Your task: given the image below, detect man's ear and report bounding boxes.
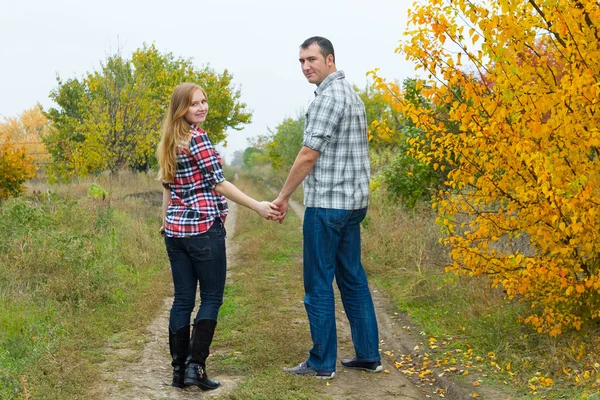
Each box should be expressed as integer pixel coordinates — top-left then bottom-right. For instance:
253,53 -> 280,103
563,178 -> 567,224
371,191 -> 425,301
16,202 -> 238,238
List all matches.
326,54 -> 334,67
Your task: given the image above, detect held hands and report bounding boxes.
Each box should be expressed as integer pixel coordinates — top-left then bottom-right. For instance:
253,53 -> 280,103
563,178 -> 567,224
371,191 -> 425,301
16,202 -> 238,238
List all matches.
271,197 -> 288,224
255,201 -> 282,220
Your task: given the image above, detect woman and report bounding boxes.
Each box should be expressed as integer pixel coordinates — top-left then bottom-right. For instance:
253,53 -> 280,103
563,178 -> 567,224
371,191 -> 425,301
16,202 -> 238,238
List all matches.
157,82 -> 279,390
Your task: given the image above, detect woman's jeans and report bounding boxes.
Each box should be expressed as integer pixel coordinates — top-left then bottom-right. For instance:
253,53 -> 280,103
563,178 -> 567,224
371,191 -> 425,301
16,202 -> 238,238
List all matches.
303,207 -> 380,373
164,219 -> 227,331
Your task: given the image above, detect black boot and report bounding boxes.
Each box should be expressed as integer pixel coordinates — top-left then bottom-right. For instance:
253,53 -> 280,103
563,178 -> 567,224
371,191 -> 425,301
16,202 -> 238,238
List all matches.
184,319 -> 221,390
168,325 -> 190,388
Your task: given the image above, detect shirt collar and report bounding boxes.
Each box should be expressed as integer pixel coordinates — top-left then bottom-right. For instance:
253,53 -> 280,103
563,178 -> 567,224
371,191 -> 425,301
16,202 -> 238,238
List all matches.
190,124 -> 205,134
315,70 -> 345,96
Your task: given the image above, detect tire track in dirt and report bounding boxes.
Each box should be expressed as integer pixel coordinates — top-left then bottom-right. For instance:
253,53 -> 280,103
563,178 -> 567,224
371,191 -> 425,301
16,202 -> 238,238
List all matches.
97,202 -> 242,399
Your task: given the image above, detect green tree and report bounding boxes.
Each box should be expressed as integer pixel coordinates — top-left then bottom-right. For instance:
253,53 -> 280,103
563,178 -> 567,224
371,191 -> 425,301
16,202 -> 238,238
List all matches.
44,77 -> 87,179
242,147 -> 263,170
265,115 -> 305,171
357,79 -> 447,207
45,44 -> 251,178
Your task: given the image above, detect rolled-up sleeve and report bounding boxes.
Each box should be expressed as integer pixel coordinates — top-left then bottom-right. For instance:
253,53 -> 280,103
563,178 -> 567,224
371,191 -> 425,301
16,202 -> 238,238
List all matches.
303,95 -> 344,152
189,134 -> 225,189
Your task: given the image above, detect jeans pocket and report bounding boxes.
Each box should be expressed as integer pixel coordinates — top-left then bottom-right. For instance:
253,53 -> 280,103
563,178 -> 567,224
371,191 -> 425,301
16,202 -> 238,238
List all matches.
186,237 -> 213,261
325,208 -> 352,228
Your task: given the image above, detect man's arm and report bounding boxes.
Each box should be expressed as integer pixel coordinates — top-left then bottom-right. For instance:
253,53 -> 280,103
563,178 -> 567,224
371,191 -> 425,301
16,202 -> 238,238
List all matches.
273,146 -> 320,222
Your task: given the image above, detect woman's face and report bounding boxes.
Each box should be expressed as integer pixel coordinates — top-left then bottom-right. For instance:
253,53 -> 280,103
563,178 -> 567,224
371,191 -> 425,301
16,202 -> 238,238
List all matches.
184,89 -> 209,125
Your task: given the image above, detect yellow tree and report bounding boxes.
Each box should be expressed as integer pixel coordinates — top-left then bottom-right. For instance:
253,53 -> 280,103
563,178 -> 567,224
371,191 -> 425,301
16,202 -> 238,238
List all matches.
0,104 -> 51,169
0,136 -> 36,202
372,0 -> 600,335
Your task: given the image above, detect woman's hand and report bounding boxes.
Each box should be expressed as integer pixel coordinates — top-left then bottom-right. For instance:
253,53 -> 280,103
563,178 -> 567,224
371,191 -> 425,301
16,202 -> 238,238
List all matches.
255,201 -> 281,220
159,225 -> 165,236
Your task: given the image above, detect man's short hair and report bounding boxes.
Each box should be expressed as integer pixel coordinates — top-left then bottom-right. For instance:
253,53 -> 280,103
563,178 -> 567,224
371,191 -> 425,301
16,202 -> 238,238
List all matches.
300,36 -> 335,63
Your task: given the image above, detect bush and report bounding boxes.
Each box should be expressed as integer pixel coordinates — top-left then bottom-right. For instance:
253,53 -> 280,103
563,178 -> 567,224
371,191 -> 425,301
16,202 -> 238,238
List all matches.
0,141 -> 36,201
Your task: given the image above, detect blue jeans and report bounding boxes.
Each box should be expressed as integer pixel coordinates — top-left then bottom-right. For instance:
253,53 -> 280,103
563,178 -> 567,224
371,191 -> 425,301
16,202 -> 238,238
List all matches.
303,207 -> 380,373
164,219 -> 227,331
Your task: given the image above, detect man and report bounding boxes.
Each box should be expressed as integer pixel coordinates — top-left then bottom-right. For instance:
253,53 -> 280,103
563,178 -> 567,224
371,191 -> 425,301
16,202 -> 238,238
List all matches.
274,36 -> 382,379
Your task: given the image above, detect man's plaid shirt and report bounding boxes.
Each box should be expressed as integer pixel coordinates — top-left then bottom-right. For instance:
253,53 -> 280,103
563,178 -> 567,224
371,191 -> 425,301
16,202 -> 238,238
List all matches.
163,125 -> 228,237
302,70 -> 370,210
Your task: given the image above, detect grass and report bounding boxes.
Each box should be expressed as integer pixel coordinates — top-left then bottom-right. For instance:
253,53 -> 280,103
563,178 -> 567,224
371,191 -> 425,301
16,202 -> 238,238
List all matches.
362,192 -> 600,399
0,171 -> 170,399
208,178 -> 331,399
1,170 -> 323,399
236,165 -> 305,205
5,168 -> 599,399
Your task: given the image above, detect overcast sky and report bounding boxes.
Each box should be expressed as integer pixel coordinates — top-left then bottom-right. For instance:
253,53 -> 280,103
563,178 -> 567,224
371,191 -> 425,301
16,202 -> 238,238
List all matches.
0,0 -> 416,161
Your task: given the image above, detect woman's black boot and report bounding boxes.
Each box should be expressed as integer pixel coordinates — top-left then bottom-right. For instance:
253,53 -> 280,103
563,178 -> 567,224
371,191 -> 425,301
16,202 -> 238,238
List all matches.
168,325 -> 190,388
184,319 -> 221,390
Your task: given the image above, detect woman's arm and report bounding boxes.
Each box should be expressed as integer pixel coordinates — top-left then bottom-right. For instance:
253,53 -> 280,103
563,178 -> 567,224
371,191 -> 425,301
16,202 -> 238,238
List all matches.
161,187 -> 171,231
214,180 -> 280,219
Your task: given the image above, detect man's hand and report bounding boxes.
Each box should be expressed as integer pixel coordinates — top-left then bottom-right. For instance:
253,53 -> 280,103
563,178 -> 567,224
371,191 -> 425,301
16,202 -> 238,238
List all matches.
255,201 -> 281,219
272,197 -> 289,224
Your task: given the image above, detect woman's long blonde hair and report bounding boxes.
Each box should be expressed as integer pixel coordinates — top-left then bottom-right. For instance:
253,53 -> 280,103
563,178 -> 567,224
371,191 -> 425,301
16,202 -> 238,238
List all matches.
157,83 -> 207,182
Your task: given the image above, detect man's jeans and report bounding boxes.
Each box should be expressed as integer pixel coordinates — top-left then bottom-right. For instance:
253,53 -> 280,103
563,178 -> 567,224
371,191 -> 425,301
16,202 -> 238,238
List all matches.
303,207 -> 380,373
164,219 -> 227,331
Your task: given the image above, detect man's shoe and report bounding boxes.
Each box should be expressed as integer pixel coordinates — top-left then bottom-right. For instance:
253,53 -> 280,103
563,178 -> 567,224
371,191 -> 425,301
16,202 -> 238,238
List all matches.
283,361 -> 335,380
341,358 -> 383,373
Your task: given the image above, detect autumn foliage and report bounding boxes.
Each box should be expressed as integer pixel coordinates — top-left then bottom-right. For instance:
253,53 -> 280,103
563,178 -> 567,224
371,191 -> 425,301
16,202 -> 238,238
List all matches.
0,106 -> 45,200
372,0 -> 600,335
0,139 -> 36,201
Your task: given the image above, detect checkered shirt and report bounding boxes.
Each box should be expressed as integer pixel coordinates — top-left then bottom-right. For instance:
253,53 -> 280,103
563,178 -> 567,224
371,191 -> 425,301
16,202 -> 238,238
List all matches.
162,125 -> 228,237
302,70 -> 370,210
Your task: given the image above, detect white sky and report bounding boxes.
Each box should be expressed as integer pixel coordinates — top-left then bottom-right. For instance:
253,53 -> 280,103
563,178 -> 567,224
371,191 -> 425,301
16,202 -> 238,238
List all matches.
0,0 -> 416,162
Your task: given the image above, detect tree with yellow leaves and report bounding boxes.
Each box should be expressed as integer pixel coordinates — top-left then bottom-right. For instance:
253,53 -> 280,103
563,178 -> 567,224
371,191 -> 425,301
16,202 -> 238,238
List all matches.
372,0 -> 600,335
0,104 -> 51,169
0,136 -> 36,201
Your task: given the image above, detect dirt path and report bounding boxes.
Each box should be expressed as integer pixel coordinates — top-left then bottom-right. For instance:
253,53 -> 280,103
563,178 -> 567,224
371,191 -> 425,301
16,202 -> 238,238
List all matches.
97,191 -> 505,399
98,203 -> 241,399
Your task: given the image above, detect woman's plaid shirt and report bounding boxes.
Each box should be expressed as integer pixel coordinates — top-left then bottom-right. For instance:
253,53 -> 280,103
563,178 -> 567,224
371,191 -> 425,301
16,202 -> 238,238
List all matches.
162,126 -> 228,237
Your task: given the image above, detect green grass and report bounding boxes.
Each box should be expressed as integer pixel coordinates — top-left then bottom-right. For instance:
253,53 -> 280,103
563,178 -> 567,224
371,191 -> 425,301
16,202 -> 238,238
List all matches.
209,179 -> 331,399
0,174 -> 170,399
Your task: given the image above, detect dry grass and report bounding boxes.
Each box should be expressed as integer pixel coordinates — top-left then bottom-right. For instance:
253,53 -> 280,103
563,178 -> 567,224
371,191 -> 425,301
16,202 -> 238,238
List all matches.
361,193 -> 600,398
0,171 -> 171,399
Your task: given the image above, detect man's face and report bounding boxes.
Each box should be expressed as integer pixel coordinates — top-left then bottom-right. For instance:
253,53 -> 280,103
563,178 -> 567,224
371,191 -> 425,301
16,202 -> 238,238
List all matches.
299,43 -> 333,85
